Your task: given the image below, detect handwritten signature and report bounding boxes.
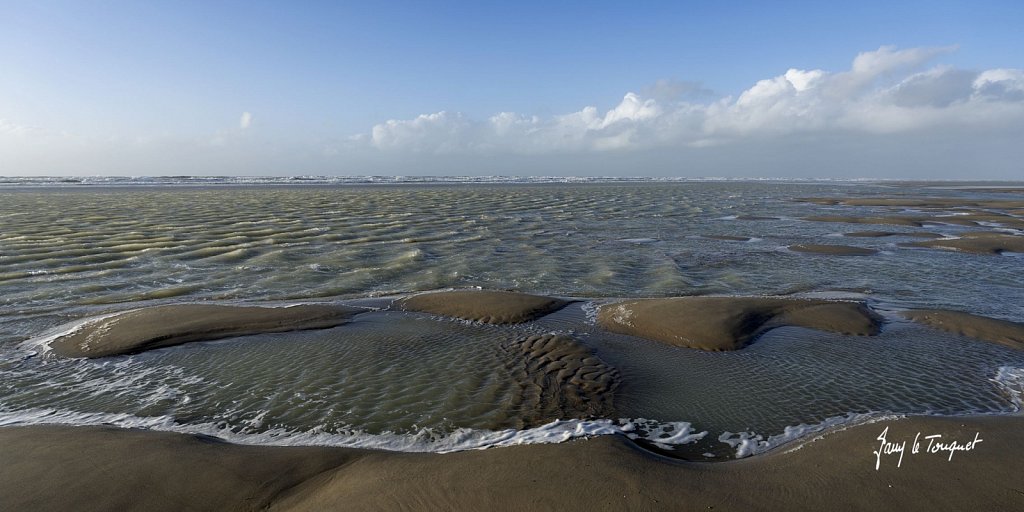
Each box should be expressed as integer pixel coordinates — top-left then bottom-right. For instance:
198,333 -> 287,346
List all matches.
873,425 -> 983,470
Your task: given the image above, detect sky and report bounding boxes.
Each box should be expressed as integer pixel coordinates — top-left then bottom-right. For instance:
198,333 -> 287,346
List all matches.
1,1 -> 1023,178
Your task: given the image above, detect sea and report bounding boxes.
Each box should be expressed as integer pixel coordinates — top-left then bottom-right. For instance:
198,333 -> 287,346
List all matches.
1,177 -> 1022,458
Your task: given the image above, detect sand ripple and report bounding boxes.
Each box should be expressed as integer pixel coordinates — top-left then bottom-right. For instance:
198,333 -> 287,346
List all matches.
500,334 -> 618,428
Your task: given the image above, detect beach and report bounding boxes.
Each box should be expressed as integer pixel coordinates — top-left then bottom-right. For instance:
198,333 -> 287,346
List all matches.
2,415 -> 1021,511
1,180 -> 1023,510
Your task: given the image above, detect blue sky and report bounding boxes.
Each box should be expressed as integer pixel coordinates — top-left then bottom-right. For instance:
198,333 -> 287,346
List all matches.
2,1 -> 1023,177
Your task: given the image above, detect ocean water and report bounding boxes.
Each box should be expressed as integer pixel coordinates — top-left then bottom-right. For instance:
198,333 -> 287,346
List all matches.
1,180 -> 1022,458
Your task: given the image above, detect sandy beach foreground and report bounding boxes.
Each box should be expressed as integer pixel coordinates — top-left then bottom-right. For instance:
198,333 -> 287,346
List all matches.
1,415 -> 1021,511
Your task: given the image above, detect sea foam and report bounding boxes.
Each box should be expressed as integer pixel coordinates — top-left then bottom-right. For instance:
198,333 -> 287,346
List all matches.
0,408 -> 707,453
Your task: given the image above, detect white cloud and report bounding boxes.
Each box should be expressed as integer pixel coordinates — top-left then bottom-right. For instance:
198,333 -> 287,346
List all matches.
850,45 -> 955,76
973,69 -> 1024,101
240,112 -> 253,129
358,45 -> 1024,158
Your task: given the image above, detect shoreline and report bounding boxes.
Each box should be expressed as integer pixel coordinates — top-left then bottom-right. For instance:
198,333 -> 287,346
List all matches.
2,414 -> 1022,511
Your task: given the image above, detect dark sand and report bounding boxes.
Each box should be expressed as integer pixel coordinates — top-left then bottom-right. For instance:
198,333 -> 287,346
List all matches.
394,290 -> 571,324
844,231 -> 942,238
501,334 -> 619,427
900,232 -> 1024,255
2,415 -> 1021,511
50,304 -> 364,358
940,213 -> 1024,229
804,215 -> 928,227
901,309 -> 1024,350
597,297 -> 881,351
789,244 -> 878,256
808,214 -> 1024,229
797,197 -> 1024,209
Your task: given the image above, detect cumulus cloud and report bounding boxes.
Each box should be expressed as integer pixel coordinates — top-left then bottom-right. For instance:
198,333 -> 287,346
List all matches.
361,45 -> 1024,156
240,111 -> 253,129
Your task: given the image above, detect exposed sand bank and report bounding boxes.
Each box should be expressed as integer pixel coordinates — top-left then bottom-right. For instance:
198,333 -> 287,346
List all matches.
2,415 -> 1021,511
394,290 -> 571,324
901,309 -> 1024,350
940,212 -> 1024,229
797,197 -> 1024,209
900,232 -> 1024,255
50,304 -> 365,358
804,215 -> 928,227
789,244 -> 878,256
807,214 -> 1024,229
597,297 -> 881,351
844,231 -> 942,238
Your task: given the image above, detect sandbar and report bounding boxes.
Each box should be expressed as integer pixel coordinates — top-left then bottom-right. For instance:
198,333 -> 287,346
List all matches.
50,304 -> 364,358
789,244 -> 878,256
597,296 -> 881,351
797,197 -> 1024,209
394,290 -> 571,324
900,232 -> 1024,255
844,231 -> 942,238
901,309 -> 1024,350
804,215 -> 928,227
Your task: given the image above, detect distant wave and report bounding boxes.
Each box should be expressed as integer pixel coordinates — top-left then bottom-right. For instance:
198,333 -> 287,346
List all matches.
0,175 -> 883,187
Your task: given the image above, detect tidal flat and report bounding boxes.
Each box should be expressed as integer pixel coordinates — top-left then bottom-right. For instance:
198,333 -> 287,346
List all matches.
1,180 -> 1023,510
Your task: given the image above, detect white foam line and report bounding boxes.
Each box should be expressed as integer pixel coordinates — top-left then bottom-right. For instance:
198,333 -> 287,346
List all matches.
580,302 -> 600,326
0,408 -> 710,454
992,366 -> 1024,411
719,411 -> 891,458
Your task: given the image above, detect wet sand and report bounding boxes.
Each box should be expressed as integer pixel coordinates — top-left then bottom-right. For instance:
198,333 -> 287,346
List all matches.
844,231 -> 942,238
797,197 -> 1024,209
804,215 -> 928,227
2,415 -> 1020,511
901,310 -> 1024,350
596,297 -> 881,351
789,244 -> 878,256
797,193 -> 1024,233
805,213 -> 1024,230
394,290 -> 571,324
900,233 -> 1024,255
941,213 -> 1024,229
50,304 -> 365,358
